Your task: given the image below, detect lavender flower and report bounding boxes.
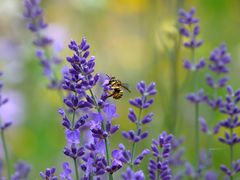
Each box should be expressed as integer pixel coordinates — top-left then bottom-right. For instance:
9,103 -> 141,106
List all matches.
121,167 -> 144,180
214,85 -> 240,179
23,0 -> 62,89
220,160 -> 240,178
206,44 -> 231,110
148,131 -> 173,180
11,161 -> 31,180
40,167 -> 58,180
60,162 -> 72,180
186,89 -> 208,104
112,144 -> 149,169
122,81 -> 156,168
179,7 -> 205,71
179,7 -> 202,48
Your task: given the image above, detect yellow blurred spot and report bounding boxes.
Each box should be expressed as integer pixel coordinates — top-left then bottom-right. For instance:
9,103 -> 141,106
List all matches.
110,0 -> 148,14
155,19 -> 178,52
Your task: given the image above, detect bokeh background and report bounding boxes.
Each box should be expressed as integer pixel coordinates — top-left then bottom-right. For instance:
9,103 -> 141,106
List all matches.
1,0 -> 240,179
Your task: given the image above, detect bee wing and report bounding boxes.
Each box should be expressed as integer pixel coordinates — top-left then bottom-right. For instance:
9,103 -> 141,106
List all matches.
122,83 -> 131,92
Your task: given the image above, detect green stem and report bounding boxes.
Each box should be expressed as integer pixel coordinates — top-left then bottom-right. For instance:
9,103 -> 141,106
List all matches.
71,108 -> 80,180
157,170 -> 160,180
0,130 -> 10,180
72,109 -> 76,129
0,90 -> 10,180
190,40 -> 200,170
74,158 -> 79,180
195,103 -> 199,169
230,128 -> 233,180
130,108 -> 143,169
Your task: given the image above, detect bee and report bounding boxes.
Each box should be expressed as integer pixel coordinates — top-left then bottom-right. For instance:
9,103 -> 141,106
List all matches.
106,75 -> 131,99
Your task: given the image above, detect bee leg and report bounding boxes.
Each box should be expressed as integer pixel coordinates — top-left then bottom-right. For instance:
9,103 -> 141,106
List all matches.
106,91 -> 114,98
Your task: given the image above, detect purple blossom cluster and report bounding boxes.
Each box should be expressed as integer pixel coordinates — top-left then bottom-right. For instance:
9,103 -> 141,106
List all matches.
179,7 -> 205,72
23,0 -> 62,89
148,132 -> 173,180
206,43 -> 231,110
214,86 -> 240,178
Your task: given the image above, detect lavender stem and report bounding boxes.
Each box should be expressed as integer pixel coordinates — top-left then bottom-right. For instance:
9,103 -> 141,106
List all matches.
130,108 -> 143,169
71,108 -> 79,179
191,45 -> 200,169
195,103 -> 199,168
0,129 -> 10,180
74,158 -> 79,180
0,91 -> 10,180
230,128 -> 233,180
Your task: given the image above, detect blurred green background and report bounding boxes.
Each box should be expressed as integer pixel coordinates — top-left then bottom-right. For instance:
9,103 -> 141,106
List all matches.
1,0 -> 240,179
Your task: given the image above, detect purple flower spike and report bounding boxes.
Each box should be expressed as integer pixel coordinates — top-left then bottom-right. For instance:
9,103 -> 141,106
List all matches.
23,0 -> 63,89
141,113 -> 154,124
121,167 -> 145,180
178,7 -> 198,25
11,161 -> 31,180
204,171 -> 218,180
209,43 -> 231,74
40,167 -> 58,180
64,144 -> 84,159
121,80 -> 156,170
149,132 -> 173,180
65,129 -> 80,144
214,84 -> 240,178
179,7 -> 203,50
60,162 -> 72,180
199,117 -> 208,134
186,89 -> 208,104
134,149 -> 150,165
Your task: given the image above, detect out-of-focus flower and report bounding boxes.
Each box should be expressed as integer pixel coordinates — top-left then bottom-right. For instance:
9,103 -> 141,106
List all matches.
155,20 -> 178,52
0,91 -> 25,125
40,167 -> 58,180
11,161 -> 31,180
179,7 -> 203,49
214,86 -> 240,178
186,89 -> 208,104
60,162 -> 72,180
23,0 -> 62,89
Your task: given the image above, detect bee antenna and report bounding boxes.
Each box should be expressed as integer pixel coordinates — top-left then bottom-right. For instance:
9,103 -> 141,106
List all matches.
105,74 -> 111,78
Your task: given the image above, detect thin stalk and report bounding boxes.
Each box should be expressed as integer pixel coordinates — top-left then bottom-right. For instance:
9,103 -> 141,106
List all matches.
88,88 -> 113,180
156,156 -> 161,180
72,109 -> 76,129
207,87 -> 218,163
169,35 -> 181,134
0,90 -> 10,180
71,108 -> 80,180
230,128 -> 233,180
130,108 -> 143,169
74,158 -> 79,180
0,130 -> 10,180
191,45 -> 200,169
195,103 -> 199,168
